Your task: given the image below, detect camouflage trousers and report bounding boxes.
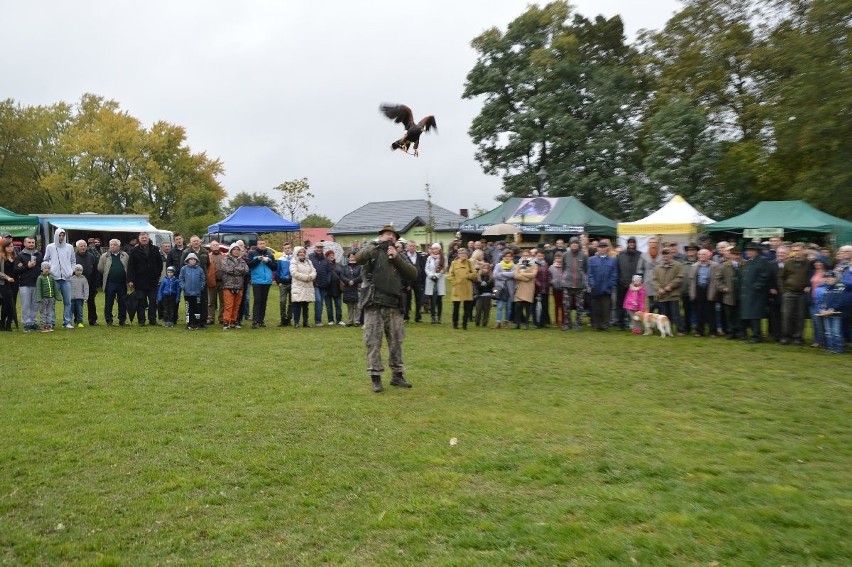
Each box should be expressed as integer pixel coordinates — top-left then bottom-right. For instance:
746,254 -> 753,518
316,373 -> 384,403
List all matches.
563,288 -> 585,327
363,305 -> 406,376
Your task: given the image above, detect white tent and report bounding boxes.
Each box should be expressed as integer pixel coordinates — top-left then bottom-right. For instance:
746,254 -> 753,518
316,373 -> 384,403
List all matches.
617,195 -> 715,252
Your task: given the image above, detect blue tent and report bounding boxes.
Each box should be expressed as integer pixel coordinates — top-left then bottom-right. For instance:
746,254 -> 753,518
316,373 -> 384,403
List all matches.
208,206 -> 299,233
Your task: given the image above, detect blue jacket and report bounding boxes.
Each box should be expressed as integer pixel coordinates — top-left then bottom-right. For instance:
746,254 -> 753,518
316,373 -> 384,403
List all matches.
588,254 -> 618,295
248,249 -> 276,285
276,257 -> 292,283
179,263 -> 206,297
821,282 -> 850,316
157,275 -> 182,301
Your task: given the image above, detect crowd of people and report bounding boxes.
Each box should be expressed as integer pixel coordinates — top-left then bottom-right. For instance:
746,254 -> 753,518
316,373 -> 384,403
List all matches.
1,230 -> 850,354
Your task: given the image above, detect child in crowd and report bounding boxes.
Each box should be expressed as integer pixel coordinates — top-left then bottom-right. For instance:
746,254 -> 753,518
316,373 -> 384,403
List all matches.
35,261 -> 57,332
818,271 -> 849,354
549,255 -> 566,328
157,266 -> 181,327
623,274 -> 647,335
69,263 -> 89,328
179,253 -> 206,330
474,263 -> 494,327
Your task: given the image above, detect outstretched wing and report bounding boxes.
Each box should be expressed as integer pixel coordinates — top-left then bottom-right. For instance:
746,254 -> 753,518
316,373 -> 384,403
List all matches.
379,103 -> 414,129
418,115 -> 437,133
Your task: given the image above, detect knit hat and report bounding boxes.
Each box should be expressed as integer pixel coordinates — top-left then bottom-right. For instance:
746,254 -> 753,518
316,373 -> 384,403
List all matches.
632,274 -> 642,282
166,266 -> 175,273
293,246 -> 305,255
41,261 -> 51,270
627,237 -> 637,244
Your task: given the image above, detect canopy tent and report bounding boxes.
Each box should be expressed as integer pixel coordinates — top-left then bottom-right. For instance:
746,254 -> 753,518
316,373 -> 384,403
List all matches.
460,196 -> 617,238
208,206 -> 299,233
707,200 -> 852,246
617,195 -> 715,252
40,214 -> 160,233
0,206 -> 39,238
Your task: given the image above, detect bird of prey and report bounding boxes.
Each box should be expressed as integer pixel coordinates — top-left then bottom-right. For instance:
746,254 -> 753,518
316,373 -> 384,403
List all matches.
379,103 -> 437,157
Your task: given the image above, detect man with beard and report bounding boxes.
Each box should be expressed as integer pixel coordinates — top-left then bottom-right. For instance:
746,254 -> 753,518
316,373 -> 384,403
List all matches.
615,237 -> 641,330
127,232 -> 164,326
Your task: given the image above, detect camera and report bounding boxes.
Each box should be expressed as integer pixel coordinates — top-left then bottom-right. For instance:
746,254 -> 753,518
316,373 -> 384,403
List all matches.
521,259 -> 530,267
377,240 -> 391,250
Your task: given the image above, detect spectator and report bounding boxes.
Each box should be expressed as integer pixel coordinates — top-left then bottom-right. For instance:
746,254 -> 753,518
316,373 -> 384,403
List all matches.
42,228 -> 76,329
447,247 -> 477,330
97,239 -> 130,326
425,243 -> 447,324
290,246 -> 316,328
637,237 -> 663,312
615,237 -> 642,330
0,240 -> 17,330
588,242 -> 618,331
532,250 -> 551,328
740,242 -> 771,343
206,241 -> 225,325
688,249 -> 719,336
324,250 -> 345,325
309,242 -> 331,326
179,253 -> 206,330
403,241 -> 427,323
276,243 -> 294,327
561,237 -> 588,330
623,274 -> 647,334
180,236 -> 209,327
13,236 -> 41,332
35,262 -> 57,332
680,243 -> 700,334
474,262 -> 494,327
767,245 -> 787,342
341,252 -> 363,327
809,258 -> 829,348
549,254 -> 566,328
127,231 -> 163,326
157,266 -> 181,328
652,249 -> 685,335
167,234 -> 186,275
493,248 -> 516,329
818,271 -> 849,354
69,264 -> 89,328
778,242 -> 810,346
513,249 -> 538,330
248,239 -> 276,328
220,243 -> 249,330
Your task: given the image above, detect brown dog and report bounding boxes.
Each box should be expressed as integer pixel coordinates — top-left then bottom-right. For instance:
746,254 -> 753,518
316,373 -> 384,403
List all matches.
634,311 -> 672,338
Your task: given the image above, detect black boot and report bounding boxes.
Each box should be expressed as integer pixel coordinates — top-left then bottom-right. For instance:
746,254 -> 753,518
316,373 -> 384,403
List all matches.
390,374 -> 412,388
371,375 -> 384,393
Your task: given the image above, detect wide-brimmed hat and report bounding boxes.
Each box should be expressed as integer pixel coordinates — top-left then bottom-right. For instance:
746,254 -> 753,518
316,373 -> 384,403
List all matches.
377,224 -> 400,239
745,242 -> 763,251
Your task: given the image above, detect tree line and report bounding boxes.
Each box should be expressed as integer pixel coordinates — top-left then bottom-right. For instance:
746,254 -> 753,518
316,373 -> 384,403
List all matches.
463,0 -> 851,220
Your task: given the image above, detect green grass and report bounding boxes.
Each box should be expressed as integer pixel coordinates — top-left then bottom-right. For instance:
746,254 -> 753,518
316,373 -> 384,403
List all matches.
1,293 -> 851,565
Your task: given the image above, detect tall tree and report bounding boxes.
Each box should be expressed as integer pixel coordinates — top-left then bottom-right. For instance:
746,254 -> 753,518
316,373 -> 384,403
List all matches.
224,191 -> 279,215
640,99 -> 722,216
463,2 -> 643,219
759,0 -> 852,218
274,177 -> 313,222
300,213 -> 333,228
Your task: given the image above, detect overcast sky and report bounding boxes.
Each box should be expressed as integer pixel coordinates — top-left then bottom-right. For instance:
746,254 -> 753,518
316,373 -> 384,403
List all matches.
2,0 -> 681,223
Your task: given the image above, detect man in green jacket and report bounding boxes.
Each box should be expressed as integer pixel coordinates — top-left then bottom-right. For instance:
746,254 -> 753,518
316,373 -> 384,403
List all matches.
356,225 -> 418,393
778,242 -> 810,345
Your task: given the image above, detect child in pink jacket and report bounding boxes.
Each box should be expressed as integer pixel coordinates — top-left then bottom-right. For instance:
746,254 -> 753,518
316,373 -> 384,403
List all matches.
623,274 -> 647,334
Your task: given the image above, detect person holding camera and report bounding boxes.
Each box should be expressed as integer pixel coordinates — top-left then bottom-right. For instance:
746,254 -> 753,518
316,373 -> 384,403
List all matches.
355,225 -> 418,393
513,249 -> 538,329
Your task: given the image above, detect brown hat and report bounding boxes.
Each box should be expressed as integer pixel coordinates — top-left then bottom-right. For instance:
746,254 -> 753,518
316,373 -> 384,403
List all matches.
378,224 -> 400,239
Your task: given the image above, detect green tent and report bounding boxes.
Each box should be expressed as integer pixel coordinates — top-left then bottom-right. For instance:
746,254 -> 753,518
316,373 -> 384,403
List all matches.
460,196 -> 617,237
0,206 -> 39,238
707,200 -> 852,246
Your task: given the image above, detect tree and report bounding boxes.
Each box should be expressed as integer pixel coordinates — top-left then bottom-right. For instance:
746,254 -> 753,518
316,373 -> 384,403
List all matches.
0,93 -> 226,228
463,2 -> 644,218
639,99 -> 722,216
274,177 -> 314,222
224,191 -> 279,215
300,213 -> 333,228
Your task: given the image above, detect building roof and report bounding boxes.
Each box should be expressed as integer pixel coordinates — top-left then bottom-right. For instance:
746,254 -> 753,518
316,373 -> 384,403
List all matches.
329,199 -> 466,235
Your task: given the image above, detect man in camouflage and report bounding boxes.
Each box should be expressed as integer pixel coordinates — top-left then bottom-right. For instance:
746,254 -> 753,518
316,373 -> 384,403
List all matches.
356,224 -> 418,393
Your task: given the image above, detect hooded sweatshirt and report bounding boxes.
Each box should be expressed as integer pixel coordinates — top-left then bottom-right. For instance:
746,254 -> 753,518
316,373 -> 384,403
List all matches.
42,227 -> 76,280
179,253 -> 206,297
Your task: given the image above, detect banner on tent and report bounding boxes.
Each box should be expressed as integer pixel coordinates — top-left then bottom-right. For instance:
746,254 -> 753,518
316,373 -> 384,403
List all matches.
744,228 -> 784,238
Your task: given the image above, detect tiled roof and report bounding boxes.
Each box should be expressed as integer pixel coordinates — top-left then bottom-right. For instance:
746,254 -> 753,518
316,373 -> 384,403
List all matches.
329,199 -> 466,235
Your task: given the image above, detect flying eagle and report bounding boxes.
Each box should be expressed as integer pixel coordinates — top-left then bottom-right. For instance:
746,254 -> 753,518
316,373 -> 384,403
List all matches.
379,103 -> 437,157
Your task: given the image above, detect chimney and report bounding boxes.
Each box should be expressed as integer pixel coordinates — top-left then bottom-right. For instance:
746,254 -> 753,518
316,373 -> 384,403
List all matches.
459,208 -> 469,218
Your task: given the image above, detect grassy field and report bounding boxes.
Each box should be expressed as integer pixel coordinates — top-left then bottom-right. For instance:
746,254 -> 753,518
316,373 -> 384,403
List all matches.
1,294 -> 851,565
